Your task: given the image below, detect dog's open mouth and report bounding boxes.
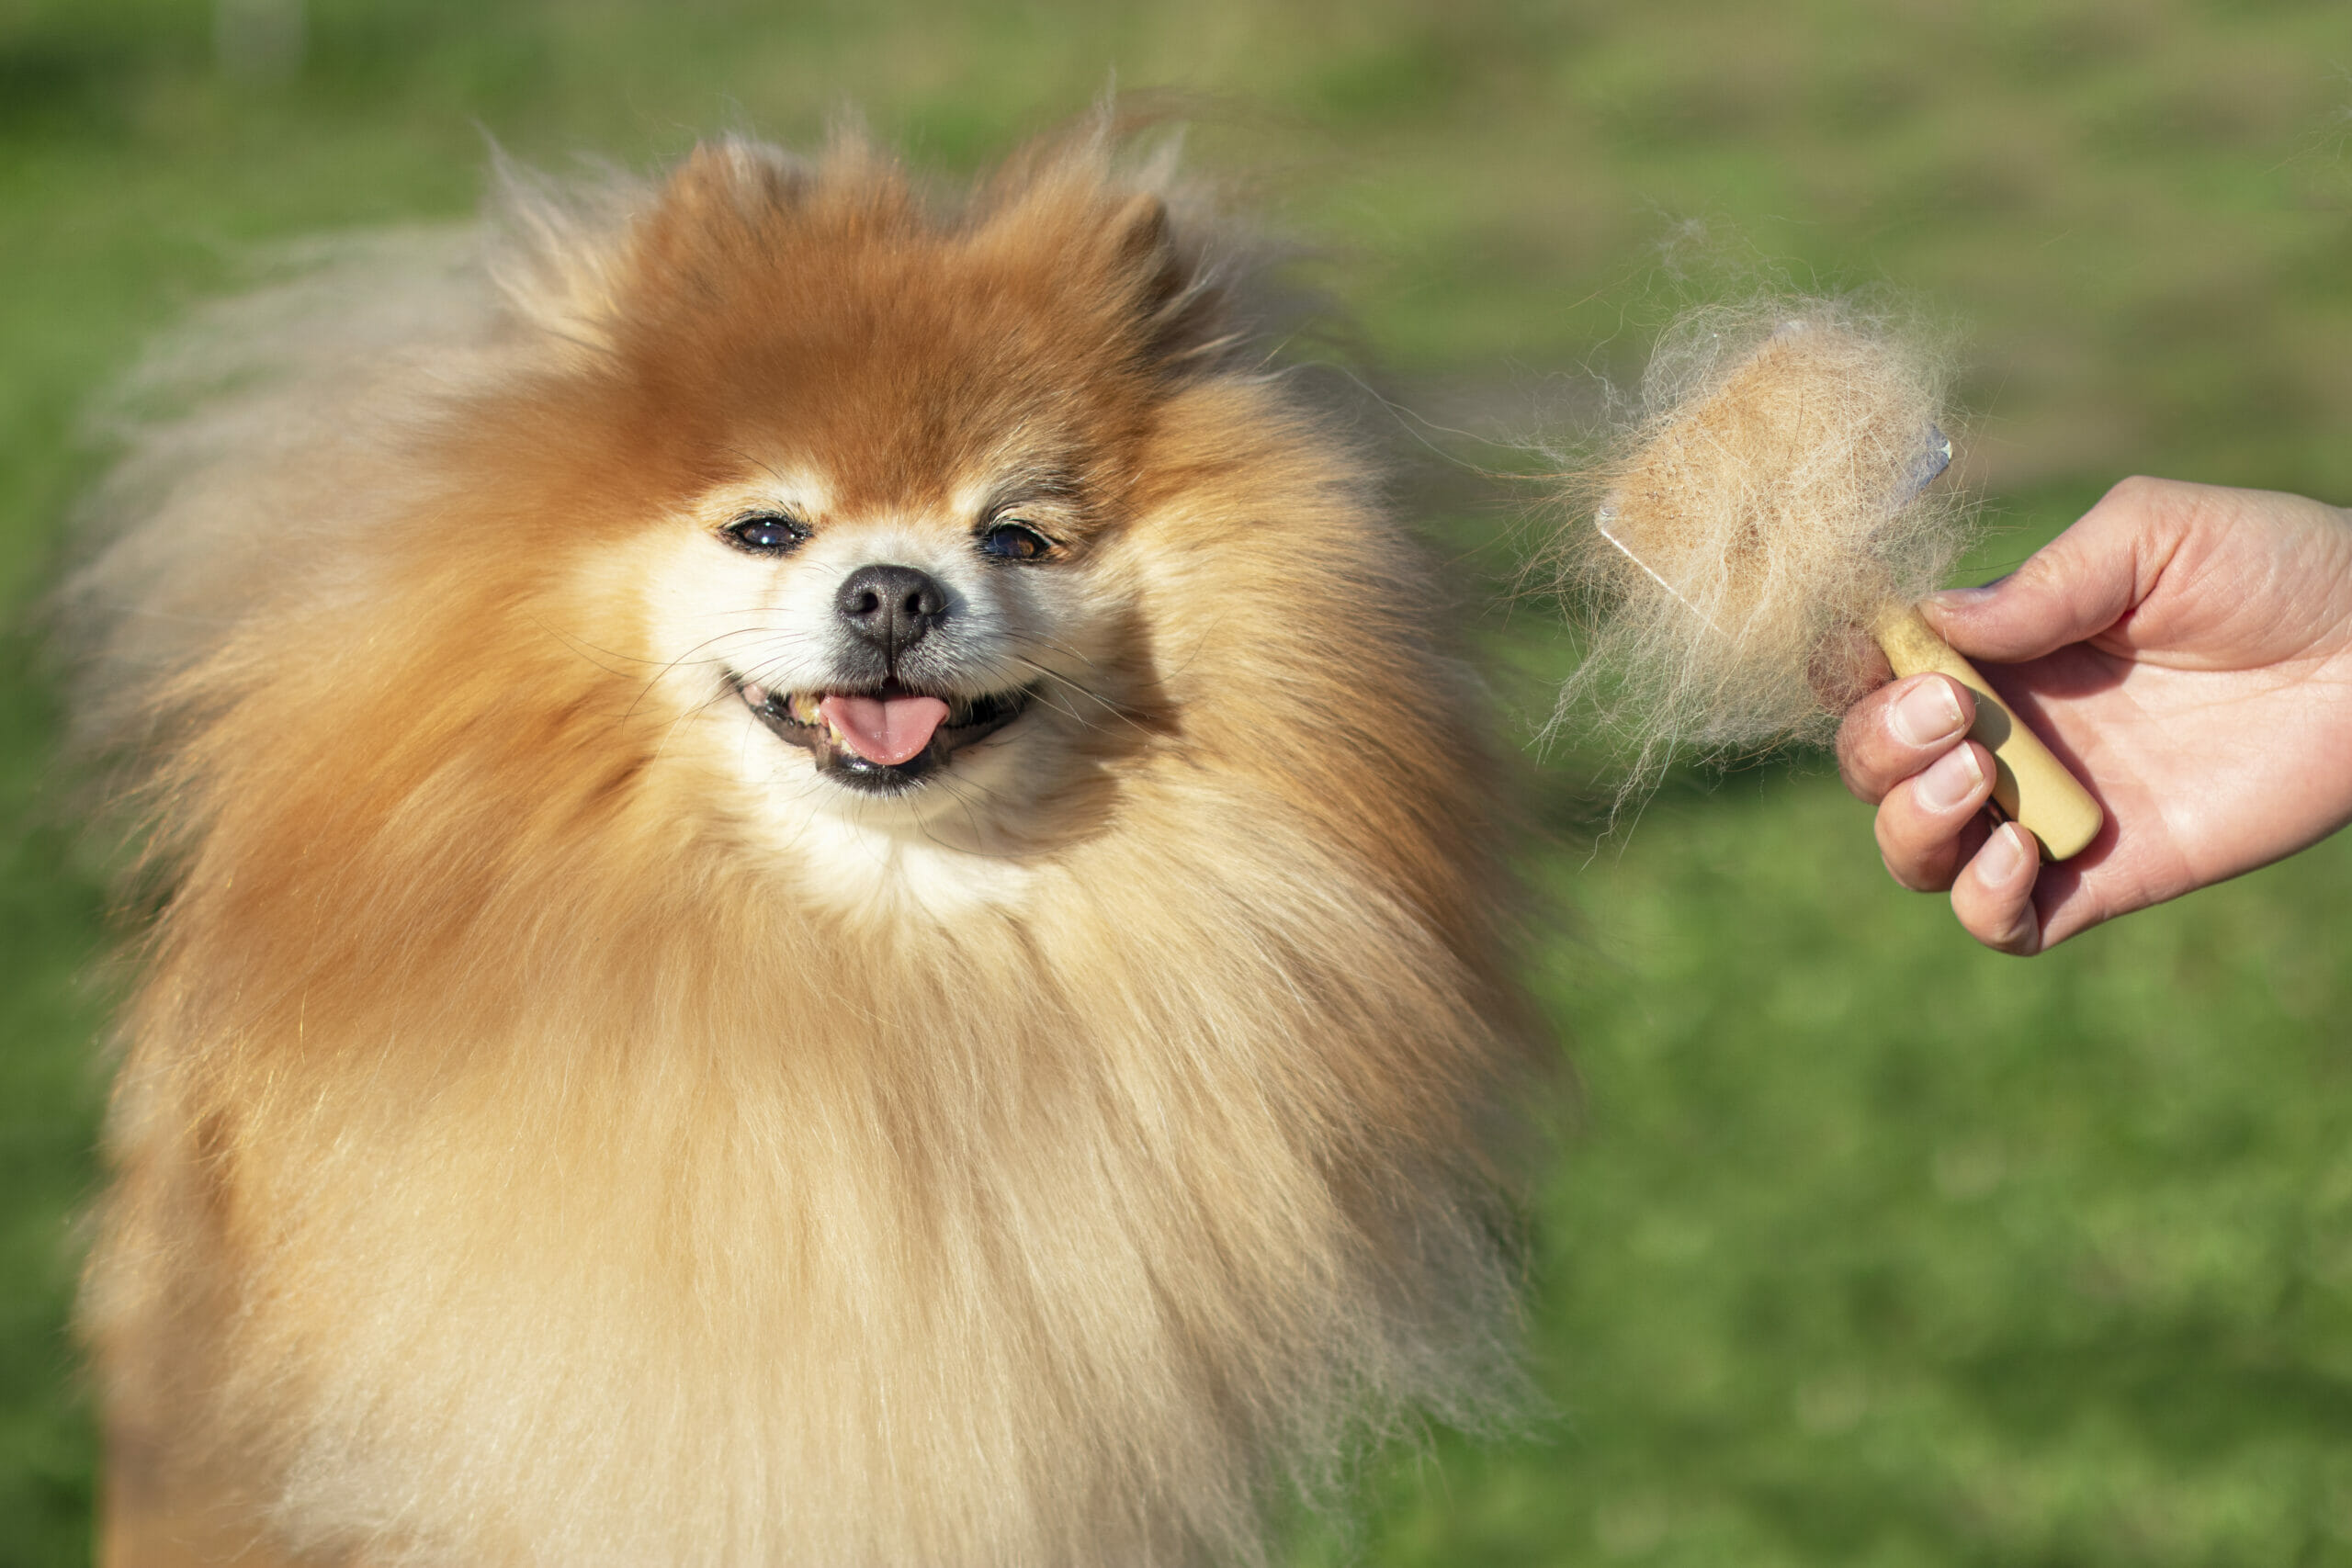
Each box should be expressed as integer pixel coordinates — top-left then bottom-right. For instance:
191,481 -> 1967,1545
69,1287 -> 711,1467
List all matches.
729,675 -> 1032,791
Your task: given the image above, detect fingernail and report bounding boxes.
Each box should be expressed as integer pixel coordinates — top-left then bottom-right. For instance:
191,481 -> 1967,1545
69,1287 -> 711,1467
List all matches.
1925,583 -> 2001,612
1914,744 -> 1983,813
1981,821 -> 2031,881
1891,677 -> 1965,746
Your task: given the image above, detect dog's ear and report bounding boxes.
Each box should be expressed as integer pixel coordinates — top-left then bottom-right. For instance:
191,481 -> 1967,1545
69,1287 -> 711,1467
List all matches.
1111,191 -> 1170,276
976,164 -> 1235,378
484,150 -> 641,357
628,138 -> 823,297
487,139 -> 816,356
1099,187 -> 1236,375
650,139 -> 813,231
1109,191 -> 1181,318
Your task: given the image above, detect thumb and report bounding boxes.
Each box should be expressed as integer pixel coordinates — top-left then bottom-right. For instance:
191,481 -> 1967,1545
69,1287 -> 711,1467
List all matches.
1918,480 -> 2171,662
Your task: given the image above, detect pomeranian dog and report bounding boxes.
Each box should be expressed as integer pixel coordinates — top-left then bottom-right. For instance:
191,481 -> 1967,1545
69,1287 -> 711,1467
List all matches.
65,118 -> 1541,1567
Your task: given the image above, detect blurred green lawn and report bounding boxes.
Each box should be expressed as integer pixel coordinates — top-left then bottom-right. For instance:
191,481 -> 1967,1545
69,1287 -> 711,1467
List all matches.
7,2 -> 2352,1564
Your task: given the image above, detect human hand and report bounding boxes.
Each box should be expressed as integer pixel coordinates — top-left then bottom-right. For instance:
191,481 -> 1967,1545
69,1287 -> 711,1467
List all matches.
1836,476 -> 2352,953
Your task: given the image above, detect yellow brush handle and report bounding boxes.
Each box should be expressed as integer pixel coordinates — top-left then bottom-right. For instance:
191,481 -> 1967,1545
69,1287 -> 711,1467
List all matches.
1872,604 -> 2104,862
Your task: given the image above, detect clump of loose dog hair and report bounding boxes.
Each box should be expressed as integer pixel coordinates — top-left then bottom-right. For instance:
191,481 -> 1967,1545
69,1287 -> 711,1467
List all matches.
1545,296 -> 1976,794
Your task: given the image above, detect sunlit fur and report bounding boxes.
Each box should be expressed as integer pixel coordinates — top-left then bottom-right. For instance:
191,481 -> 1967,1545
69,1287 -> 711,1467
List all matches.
67,121 -> 1543,1568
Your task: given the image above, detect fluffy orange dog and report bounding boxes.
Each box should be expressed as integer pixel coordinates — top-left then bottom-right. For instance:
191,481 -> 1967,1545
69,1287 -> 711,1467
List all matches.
67,121 -> 1539,1567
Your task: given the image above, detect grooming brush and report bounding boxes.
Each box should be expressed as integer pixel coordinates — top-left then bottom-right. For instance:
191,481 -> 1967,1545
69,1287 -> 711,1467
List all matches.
1568,304 -> 2103,861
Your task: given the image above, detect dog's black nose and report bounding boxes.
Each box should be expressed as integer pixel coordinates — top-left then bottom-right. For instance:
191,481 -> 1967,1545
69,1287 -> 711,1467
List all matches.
835,563 -> 949,659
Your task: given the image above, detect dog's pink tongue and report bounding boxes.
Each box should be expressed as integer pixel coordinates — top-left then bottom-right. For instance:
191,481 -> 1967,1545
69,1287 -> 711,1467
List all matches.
819,694 -> 951,766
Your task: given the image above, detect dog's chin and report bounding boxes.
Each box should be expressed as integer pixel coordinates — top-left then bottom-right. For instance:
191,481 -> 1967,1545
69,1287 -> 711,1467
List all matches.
726,672 -> 1035,796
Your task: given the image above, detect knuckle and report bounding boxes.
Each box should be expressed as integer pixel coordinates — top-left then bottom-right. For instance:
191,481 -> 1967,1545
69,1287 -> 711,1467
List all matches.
2098,473 -> 2202,536
1835,708 -> 1887,801
1875,819 -> 1948,894
1836,741 -> 1875,802
1954,868 -> 2043,956
1986,921 -> 2043,957
2103,473 -> 2166,512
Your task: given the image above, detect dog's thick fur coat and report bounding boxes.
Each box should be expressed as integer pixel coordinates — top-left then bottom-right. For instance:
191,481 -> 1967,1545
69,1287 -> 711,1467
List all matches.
69,124 -> 1539,1567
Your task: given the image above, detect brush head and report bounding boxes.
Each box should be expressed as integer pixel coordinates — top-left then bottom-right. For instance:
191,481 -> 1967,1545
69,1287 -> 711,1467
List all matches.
1553,299 -> 1974,784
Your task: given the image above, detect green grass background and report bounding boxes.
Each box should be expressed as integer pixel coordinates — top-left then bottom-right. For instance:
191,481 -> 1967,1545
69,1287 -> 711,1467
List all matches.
7,2 -> 2352,1563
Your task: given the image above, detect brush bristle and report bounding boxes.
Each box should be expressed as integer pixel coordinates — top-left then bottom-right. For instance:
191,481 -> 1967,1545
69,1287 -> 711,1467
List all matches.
1548,297 -> 1976,791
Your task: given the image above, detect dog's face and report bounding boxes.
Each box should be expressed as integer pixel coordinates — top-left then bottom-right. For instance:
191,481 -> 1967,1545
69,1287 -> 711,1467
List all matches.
536,145 -> 1205,899
638,447 -> 1137,858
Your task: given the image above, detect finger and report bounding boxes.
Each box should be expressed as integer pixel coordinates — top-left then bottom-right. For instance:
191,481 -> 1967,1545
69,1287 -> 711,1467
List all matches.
1808,622 -> 1891,711
1837,672 -> 1974,805
2030,861 -> 2100,951
1951,822 -> 2043,954
1919,475 -> 2193,663
1873,739 -> 1997,890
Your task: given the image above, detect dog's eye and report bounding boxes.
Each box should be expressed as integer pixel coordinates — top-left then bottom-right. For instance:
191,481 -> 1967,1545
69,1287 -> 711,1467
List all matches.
978,522 -> 1055,562
723,513 -> 812,554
